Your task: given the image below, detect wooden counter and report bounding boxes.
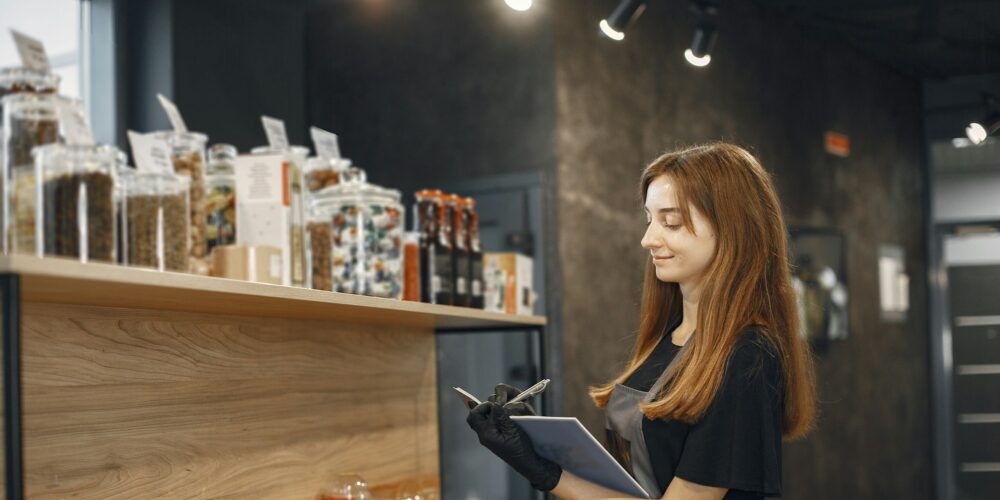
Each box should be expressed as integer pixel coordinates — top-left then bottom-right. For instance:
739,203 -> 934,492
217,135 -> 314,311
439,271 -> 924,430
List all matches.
0,255 -> 545,499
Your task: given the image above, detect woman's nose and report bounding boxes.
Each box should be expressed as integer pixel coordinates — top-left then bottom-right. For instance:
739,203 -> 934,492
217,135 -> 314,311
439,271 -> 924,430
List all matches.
641,224 -> 659,250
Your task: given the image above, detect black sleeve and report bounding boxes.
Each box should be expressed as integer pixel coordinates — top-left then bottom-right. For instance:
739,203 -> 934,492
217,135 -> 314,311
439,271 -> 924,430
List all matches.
673,335 -> 784,496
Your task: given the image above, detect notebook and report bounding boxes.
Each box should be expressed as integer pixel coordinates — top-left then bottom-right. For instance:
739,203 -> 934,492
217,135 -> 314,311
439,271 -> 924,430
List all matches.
511,416 -> 652,498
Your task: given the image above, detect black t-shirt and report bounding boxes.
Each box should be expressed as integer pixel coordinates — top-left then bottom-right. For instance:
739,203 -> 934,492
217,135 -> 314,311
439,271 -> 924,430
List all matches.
622,319 -> 785,498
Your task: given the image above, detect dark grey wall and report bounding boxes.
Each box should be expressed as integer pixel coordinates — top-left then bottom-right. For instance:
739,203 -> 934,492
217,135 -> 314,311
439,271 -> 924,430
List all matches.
122,0 -> 308,151
551,1 -> 930,499
303,0 -> 556,195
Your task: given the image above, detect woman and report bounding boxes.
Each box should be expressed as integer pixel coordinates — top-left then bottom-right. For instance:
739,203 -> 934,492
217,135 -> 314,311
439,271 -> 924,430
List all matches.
467,143 -> 817,499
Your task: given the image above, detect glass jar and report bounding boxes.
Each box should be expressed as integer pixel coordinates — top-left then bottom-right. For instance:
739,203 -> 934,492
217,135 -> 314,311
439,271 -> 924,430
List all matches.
34,144 -> 117,262
113,146 -> 136,264
206,143 -> 237,252
152,131 -> 208,273
309,167 -> 403,298
251,145 -> 308,287
3,92 -> 60,254
0,67 -> 60,116
122,172 -> 190,272
304,156 -> 343,194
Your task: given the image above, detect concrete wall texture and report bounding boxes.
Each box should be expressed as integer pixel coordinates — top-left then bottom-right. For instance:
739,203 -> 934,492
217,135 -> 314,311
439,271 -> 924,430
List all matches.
551,1 -> 930,498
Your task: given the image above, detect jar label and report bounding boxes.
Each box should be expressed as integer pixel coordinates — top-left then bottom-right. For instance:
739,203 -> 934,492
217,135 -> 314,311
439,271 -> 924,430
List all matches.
310,126 -> 341,159
157,93 -> 189,133
261,115 -> 289,150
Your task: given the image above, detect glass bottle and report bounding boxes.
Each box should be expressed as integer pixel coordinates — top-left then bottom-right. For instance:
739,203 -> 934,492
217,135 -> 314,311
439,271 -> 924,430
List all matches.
451,195 -> 470,307
414,189 -> 440,304
465,197 -> 484,309
435,194 -> 456,306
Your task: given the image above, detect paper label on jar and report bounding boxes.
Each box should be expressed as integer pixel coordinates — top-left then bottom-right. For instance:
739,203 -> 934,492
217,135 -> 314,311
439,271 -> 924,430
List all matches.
310,127 -> 341,159
58,99 -> 95,146
128,130 -> 173,175
11,30 -> 49,71
456,277 -> 468,295
261,116 -> 289,150
157,93 -> 189,133
472,279 -> 483,297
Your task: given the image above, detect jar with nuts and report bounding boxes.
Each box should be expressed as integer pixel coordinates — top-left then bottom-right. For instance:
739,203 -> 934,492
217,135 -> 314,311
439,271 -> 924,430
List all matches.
152,131 -> 208,274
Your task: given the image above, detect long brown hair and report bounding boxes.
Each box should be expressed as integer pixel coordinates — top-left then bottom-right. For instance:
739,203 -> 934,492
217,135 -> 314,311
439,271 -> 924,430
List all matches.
589,142 -> 817,440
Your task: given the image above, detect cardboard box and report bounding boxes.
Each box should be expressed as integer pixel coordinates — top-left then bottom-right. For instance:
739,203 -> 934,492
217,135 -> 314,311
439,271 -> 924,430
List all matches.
233,154 -> 307,287
483,252 -> 535,315
209,245 -> 283,285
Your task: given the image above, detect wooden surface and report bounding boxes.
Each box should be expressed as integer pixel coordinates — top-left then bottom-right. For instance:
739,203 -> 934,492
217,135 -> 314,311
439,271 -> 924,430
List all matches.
17,303 -> 439,499
0,255 -> 546,330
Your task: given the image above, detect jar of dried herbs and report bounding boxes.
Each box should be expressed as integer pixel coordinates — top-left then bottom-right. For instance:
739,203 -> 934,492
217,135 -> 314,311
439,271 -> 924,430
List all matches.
2,92 -> 61,254
206,143 -> 237,252
152,131 -> 208,274
34,144 -> 117,262
122,171 -> 190,272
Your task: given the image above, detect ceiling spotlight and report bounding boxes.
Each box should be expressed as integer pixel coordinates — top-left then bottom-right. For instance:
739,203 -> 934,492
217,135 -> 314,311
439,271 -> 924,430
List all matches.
600,0 -> 647,41
966,113 -> 1000,145
687,23 -> 716,62
504,0 -> 532,12
684,48 -> 711,67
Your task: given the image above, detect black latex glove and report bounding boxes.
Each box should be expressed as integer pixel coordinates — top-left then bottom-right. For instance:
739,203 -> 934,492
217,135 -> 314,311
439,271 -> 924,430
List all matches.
466,401 -> 562,492
486,383 -> 537,416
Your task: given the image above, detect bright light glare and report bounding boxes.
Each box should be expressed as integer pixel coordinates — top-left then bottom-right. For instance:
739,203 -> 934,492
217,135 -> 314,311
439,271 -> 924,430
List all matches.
966,122 -> 988,144
684,49 -> 711,67
505,0 -> 532,11
599,19 -> 625,41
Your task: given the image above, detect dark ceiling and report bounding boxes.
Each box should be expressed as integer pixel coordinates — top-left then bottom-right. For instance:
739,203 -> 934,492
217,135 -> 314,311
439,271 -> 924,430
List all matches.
759,0 -> 1000,79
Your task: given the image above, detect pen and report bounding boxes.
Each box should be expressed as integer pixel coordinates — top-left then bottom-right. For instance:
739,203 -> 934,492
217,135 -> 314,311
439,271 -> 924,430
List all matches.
504,378 -> 551,407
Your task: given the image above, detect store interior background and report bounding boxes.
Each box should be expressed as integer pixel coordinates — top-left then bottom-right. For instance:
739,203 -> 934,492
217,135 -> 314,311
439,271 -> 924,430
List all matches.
4,0 -> 1000,498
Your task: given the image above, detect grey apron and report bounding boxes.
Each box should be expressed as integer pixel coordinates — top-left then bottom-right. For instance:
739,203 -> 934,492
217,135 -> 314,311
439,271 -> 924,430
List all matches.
605,342 -> 686,499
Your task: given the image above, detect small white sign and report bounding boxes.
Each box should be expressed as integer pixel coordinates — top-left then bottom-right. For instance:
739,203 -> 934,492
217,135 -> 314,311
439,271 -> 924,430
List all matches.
10,30 -> 49,71
261,116 -> 289,151
57,99 -> 95,146
310,126 -> 341,159
128,130 -> 173,175
157,93 -> 188,133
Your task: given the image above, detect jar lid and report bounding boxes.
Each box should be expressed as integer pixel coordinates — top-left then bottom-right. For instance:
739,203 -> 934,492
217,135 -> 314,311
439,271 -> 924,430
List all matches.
0,67 -> 60,92
251,145 -> 311,158
123,170 -> 190,195
310,166 -> 400,206
208,143 -> 238,161
32,143 -> 117,174
304,156 -> 335,173
151,130 -> 209,147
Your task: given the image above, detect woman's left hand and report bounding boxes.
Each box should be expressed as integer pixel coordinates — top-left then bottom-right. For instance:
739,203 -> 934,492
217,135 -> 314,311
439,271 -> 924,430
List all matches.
466,401 -> 562,491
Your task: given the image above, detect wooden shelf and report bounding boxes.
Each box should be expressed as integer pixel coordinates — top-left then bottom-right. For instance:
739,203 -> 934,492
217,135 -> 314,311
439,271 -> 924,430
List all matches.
0,254 -> 546,330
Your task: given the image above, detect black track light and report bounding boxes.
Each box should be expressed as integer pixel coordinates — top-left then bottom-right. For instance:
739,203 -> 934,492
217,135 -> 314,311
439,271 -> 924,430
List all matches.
966,94 -> 1000,145
685,22 -> 716,66
600,0 -> 647,41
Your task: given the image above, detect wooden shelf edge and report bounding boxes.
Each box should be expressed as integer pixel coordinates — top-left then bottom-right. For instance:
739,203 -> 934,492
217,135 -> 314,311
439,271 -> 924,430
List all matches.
0,255 -> 546,330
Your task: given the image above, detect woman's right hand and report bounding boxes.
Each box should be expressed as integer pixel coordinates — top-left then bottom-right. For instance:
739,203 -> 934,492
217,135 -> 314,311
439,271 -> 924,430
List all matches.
466,401 -> 561,491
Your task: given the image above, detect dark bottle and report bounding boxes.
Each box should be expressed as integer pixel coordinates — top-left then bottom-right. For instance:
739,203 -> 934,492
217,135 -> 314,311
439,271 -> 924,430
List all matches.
415,189 -> 441,303
465,197 -> 485,309
434,194 -> 456,305
451,196 -> 471,308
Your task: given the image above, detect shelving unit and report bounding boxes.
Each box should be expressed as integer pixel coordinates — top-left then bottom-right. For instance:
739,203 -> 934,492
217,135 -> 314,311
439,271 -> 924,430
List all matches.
0,255 -> 546,499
